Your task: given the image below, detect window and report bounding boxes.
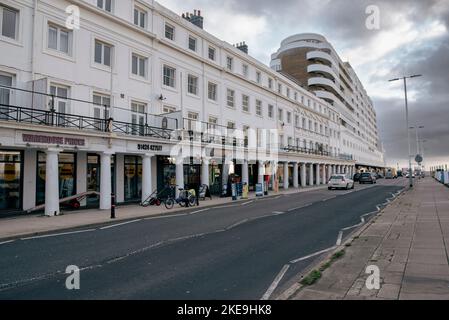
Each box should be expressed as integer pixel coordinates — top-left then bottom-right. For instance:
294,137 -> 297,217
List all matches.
163,65 -> 176,88
93,93 -> 110,121
208,47 -> 215,61
226,89 -> 235,108
286,88 -> 290,98
0,74 -> 12,113
278,108 -> 283,121
268,78 -> 273,89
208,116 -> 218,130
208,82 -> 217,101
132,54 -> 147,78
295,115 -> 299,127
134,7 -> 146,28
162,105 -> 176,114
302,117 -> 306,128
278,83 -> 282,94
287,111 -> 291,124
294,92 -> 298,101
256,71 -> 261,84
165,23 -> 174,40
187,74 -> 198,95
188,36 -> 197,52
226,56 -> 233,71
256,100 -> 262,117
242,94 -> 249,113
48,24 -> 71,55
268,104 -> 274,118
1,5 -> 18,40
227,121 -> 235,130
187,112 -> 198,131
131,101 -> 146,135
97,0 -> 112,12
242,64 -> 248,77
94,40 -> 112,67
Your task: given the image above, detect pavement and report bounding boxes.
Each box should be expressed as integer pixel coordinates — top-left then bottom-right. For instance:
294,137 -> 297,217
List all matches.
0,185 -> 327,241
0,179 -> 405,299
288,177 -> 449,300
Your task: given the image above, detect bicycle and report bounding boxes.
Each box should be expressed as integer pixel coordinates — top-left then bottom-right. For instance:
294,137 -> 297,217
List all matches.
164,186 -> 197,209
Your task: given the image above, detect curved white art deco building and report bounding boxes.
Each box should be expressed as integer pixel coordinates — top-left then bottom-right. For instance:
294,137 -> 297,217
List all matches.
271,33 -> 385,168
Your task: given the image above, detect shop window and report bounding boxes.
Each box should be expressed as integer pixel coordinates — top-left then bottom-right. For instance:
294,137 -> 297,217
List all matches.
124,156 -> 142,202
0,150 -> 22,211
36,152 -> 76,206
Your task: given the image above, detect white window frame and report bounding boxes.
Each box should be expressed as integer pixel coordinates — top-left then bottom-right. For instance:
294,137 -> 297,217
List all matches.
188,35 -> 197,52
242,64 -> 248,78
131,101 -> 146,135
0,4 -> 19,41
256,99 -> 262,117
165,23 -> 175,41
242,94 -> 250,113
187,74 -> 199,96
131,53 -> 147,79
47,23 -> 72,56
94,39 -> 113,67
268,104 -> 274,118
134,6 -> 147,29
226,56 -> 233,71
208,82 -> 217,102
97,0 -> 113,13
226,89 -> 235,108
208,46 -> 216,61
162,105 -> 176,114
162,64 -> 176,88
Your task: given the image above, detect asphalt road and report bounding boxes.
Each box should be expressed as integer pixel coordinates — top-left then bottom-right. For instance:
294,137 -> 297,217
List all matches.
0,178 -> 407,300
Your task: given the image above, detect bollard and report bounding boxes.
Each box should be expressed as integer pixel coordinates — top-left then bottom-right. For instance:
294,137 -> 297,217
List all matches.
111,192 -> 116,219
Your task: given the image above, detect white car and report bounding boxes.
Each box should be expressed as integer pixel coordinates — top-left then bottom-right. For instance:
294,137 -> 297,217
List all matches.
328,174 -> 355,190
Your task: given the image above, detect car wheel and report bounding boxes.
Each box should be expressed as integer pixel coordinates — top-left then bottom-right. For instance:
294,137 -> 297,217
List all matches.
346,184 -> 349,190
328,187 -> 332,190
351,184 -> 355,189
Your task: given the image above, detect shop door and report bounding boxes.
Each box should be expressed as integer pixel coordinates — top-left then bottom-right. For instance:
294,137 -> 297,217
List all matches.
87,154 -> 100,206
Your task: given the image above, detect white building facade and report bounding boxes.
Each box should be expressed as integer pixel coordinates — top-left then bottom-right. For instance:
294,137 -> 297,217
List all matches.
0,0 -> 369,216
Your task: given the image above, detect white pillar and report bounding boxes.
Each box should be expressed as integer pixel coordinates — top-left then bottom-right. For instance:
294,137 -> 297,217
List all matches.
322,164 -> 327,184
176,153 -> 184,197
201,158 -> 209,186
301,163 -> 307,187
328,165 -> 332,181
258,161 -> 265,185
141,154 -> 153,204
293,162 -> 299,188
309,164 -> 314,186
284,162 -> 289,189
100,152 -> 112,210
271,161 -> 277,190
316,163 -> 321,185
242,159 -> 249,185
45,148 -> 60,216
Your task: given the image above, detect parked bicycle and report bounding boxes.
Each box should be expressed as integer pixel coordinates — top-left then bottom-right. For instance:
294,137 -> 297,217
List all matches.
164,185 -> 197,209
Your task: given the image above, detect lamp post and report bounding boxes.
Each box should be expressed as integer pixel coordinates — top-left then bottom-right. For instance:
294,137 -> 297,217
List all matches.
389,74 -> 422,188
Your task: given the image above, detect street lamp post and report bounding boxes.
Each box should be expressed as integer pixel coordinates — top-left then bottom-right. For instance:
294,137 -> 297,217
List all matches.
389,74 -> 422,188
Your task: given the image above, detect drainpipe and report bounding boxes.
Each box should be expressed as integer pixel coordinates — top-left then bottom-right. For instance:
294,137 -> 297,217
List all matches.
31,0 -> 38,108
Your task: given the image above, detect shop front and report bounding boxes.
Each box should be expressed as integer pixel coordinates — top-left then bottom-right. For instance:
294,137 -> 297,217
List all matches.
124,155 -> 142,202
0,150 -> 22,213
36,152 -> 76,206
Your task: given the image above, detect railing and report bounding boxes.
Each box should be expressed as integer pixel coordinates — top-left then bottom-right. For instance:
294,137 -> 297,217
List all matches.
0,104 -> 174,140
282,145 -> 332,157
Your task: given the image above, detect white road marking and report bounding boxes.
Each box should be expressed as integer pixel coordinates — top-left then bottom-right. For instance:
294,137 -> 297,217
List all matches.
144,213 -> 188,220
100,219 -> 142,230
226,219 -> 248,230
241,200 -> 254,206
287,203 -> 313,212
190,208 -> 210,214
272,211 -> 285,215
21,229 -> 96,241
261,264 -> 290,300
0,240 -> 14,246
290,246 -> 336,264
214,204 -> 239,209
336,231 -> 343,245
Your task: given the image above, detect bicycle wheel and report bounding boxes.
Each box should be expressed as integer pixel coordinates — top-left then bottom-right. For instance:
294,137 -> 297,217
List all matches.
189,196 -> 196,206
164,198 -> 174,209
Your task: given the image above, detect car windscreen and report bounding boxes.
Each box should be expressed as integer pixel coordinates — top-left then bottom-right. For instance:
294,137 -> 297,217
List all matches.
330,176 -> 344,180
360,173 -> 371,177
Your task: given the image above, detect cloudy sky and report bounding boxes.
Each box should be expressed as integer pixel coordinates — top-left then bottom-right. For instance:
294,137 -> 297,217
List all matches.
159,0 -> 449,168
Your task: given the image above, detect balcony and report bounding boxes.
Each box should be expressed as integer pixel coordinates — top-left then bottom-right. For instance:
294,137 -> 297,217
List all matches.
307,64 -> 338,81
306,51 -> 335,65
0,103 -> 176,140
308,76 -> 339,93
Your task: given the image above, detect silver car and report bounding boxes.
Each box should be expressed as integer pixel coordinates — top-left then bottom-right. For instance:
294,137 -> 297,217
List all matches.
328,174 -> 355,190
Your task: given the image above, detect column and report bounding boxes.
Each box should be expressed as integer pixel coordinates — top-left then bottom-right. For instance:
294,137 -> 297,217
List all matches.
322,164 -> 327,184
315,163 -> 321,185
301,163 -> 307,187
309,163 -> 314,186
201,158 -> 210,186
328,164 -> 332,181
45,148 -> 60,216
176,153 -> 184,198
141,154 -> 153,204
100,152 -> 112,210
271,161 -> 277,191
293,162 -> 299,188
283,162 -> 289,189
258,161 -> 265,185
242,160 -> 249,186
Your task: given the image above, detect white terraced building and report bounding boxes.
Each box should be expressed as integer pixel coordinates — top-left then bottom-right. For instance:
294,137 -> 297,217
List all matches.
0,0 -> 383,217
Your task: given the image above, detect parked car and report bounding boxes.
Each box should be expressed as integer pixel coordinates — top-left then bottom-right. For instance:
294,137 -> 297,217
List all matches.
359,172 -> 377,184
405,172 -> 415,179
397,170 -> 403,177
376,172 -> 384,179
328,174 -> 355,190
353,173 -> 361,182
